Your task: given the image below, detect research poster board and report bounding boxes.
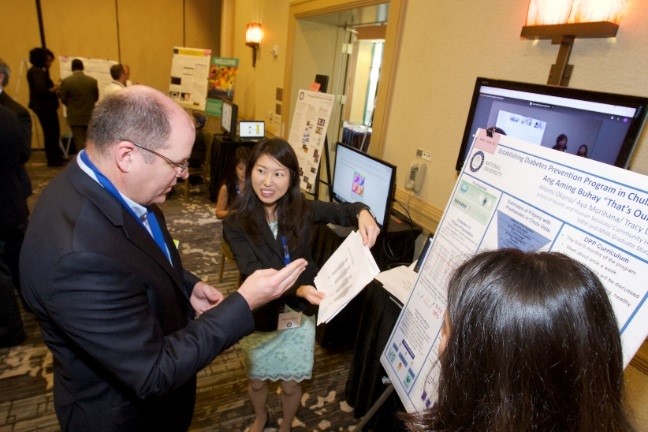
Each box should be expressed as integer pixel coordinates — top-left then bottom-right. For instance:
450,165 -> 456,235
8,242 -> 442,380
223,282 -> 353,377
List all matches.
59,56 -> 117,101
168,47 -> 211,111
287,89 -> 335,193
381,128 -> 648,413
205,57 -> 239,117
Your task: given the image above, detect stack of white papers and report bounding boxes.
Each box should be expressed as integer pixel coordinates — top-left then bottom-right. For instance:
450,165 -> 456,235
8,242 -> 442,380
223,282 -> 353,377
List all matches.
315,230 -> 380,325
374,263 -> 418,305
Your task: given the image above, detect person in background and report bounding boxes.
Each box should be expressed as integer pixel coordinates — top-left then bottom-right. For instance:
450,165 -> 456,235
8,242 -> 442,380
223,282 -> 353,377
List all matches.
188,112 -> 208,175
20,86 -> 307,432
59,59 -> 99,150
215,146 -> 251,219
102,64 -> 128,100
552,133 -> 568,151
403,249 -> 634,432
0,58 -> 33,310
223,138 -> 380,432
27,47 -> 63,167
577,144 -> 589,157
123,64 -> 135,86
0,105 -> 28,347
0,57 -> 32,198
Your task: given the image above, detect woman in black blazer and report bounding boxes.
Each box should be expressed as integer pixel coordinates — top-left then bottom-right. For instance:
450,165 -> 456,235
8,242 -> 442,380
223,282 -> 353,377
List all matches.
223,138 -> 379,432
27,47 -> 63,166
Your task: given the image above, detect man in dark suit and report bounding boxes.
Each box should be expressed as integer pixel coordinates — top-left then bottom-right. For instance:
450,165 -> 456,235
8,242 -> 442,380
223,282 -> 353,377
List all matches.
0,57 -> 32,199
0,104 -> 27,347
20,85 -> 307,432
0,58 -> 32,310
59,59 -> 99,150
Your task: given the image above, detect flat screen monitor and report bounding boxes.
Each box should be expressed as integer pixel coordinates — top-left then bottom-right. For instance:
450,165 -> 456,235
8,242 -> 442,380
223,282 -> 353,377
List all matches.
332,142 -> 396,229
220,100 -> 238,140
455,77 -> 648,171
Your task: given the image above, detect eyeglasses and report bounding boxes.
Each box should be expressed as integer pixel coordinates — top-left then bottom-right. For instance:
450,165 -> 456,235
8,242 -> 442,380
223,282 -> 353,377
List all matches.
125,139 -> 189,174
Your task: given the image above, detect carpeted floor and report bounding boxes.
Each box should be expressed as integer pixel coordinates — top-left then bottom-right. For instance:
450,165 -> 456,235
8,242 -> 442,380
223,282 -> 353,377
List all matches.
0,151 -> 361,432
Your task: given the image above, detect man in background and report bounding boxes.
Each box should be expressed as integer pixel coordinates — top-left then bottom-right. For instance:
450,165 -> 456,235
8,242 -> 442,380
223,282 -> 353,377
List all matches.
0,58 -> 32,311
102,63 -> 127,99
59,59 -> 98,150
20,85 -> 306,431
0,104 -> 28,347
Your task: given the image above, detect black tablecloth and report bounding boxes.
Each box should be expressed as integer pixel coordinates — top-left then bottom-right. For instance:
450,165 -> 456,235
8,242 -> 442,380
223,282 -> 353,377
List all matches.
344,280 -> 406,431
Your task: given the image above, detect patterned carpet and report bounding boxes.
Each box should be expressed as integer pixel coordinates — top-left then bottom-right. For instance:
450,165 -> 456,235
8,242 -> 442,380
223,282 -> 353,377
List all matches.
0,151 -> 361,432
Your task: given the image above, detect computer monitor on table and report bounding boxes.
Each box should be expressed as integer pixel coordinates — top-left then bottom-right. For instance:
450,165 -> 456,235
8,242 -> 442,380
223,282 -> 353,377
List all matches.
332,142 -> 396,230
239,120 -> 265,142
455,77 -> 648,171
220,100 -> 238,140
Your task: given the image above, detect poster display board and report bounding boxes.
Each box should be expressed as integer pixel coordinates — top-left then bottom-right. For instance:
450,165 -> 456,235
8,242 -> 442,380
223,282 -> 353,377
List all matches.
59,56 -> 117,100
381,129 -> 648,412
287,89 -> 335,193
168,47 -> 211,111
205,57 -> 239,117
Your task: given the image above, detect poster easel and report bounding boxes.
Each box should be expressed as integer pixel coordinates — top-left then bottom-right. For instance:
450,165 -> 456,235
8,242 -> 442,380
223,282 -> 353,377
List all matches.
286,83 -> 335,197
381,129 -> 648,413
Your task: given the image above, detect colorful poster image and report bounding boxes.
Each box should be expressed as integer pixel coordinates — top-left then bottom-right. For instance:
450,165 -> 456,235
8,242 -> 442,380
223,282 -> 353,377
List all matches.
352,172 -> 365,196
168,47 -> 211,111
205,57 -> 239,117
208,57 -> 238,99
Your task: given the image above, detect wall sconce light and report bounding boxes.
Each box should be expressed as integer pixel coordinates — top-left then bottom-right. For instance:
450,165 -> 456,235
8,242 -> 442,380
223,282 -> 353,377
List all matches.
245,22 -> 263,67
521,0 -> 626,86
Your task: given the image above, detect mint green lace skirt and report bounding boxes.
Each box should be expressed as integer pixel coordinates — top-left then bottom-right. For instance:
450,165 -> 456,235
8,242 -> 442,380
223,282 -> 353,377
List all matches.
238,312 -> 315,382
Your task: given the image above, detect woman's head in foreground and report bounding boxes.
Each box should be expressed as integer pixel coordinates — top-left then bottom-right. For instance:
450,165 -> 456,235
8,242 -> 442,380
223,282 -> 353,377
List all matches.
407,249 -> 632,432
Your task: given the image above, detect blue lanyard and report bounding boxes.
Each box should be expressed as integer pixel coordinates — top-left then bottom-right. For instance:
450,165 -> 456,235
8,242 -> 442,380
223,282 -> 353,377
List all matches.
80,151 -> 171,262
280,235 -> 291,266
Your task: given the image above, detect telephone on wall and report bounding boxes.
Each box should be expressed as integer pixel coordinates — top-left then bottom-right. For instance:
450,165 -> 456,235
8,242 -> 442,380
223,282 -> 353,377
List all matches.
405,162 -> 426,192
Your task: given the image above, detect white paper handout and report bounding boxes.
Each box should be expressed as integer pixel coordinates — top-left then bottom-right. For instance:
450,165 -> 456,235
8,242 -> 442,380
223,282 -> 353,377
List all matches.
315,230 -> 380,325
374,264 -> 418,305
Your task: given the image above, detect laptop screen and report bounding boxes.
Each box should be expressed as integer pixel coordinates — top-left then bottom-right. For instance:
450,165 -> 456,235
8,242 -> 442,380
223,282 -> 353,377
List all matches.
239,121 -> 265,139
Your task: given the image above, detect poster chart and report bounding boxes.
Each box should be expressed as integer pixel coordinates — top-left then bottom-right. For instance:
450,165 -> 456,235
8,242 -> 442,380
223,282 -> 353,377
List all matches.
381,128 -> 648,413
59,56 -> 117,101
205,57 -> 239,117
168,47 -> 211,111
287,89 -> 335,193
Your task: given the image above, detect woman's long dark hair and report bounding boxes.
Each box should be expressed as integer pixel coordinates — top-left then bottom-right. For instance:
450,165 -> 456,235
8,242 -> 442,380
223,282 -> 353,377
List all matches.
29,48 -> 50,68
404,249 -> 633,432
231,139 -> 309,248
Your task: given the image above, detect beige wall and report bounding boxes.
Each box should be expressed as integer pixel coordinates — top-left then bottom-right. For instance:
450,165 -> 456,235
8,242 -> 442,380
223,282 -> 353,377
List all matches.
229,0 -> 648,232
1,0 -> 221,142
384,0 -> 648,227
229,0 -> 291,135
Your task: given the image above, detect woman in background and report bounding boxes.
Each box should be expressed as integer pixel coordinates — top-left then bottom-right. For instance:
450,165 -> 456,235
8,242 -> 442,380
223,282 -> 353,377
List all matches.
404,249 -> 634,432
215,146 -> 250,219
27,47 -> 63,167
552,133 -> 568,151
577,144 -> 589,157
224,138 -> 379,432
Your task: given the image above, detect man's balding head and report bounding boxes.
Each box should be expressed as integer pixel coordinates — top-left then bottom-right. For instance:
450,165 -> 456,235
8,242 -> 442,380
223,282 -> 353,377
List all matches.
87,85 -> 191,157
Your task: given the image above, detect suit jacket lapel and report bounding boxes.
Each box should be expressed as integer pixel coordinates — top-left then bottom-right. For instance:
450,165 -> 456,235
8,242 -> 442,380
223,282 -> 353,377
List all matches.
259,222 -> 284,263
66,162 -> 184,287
